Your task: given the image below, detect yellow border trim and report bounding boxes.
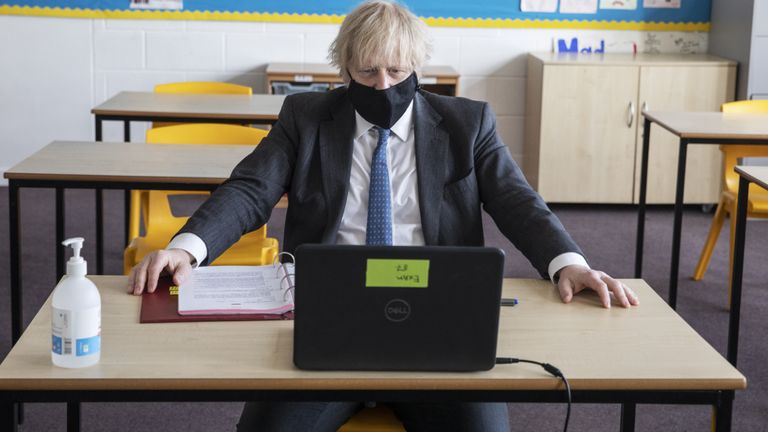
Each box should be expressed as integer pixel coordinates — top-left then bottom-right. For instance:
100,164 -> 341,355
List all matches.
0,5 -> 709,31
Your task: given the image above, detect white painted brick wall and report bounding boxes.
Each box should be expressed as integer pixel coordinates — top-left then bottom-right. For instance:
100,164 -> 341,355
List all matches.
225,33 -> 304,71
0,15 -> 709,185
0,16 -> 94,179
94,29 -> 144,70
146,31 -> 225,71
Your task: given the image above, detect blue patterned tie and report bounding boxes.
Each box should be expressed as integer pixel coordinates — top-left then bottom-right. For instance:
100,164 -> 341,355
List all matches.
366,127 -> 393,245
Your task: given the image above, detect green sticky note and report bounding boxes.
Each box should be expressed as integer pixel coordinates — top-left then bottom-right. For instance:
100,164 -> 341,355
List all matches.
366,259 -> 429,288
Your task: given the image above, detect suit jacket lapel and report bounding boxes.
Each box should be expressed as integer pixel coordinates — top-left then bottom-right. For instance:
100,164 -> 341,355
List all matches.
319,96 -> 356,243
413,92 -> 447,245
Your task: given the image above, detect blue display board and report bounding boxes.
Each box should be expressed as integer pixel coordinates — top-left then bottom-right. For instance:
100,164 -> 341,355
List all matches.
0,0 -> 711,31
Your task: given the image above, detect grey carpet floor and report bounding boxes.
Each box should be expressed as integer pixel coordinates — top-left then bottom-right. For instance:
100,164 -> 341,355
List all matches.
1,188 -> 767,431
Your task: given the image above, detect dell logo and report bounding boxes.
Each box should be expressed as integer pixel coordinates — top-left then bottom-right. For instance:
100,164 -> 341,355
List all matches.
384,299 -> 411,322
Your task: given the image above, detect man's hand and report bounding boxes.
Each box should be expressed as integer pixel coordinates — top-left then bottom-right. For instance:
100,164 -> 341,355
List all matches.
556,265 -> 639,308
127,249 -> 194,296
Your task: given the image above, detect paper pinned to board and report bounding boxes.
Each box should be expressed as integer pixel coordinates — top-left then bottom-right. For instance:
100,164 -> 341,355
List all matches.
643,0 -> 681,8
129,0 -> 183,10
560,0 -> 598,13
599,0 -> 638,10
521,0 -> 558,13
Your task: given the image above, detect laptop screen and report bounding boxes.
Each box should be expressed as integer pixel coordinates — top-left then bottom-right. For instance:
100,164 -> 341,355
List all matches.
293,245 -> 505,372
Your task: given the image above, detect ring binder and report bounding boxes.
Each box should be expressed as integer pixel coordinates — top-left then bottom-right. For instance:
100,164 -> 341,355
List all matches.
139,277 -> 294,323
274,252 -> 296,303
173,261 -> 295,316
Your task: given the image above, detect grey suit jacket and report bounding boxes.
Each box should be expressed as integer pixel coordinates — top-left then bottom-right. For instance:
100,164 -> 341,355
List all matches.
179,88 -> 582,278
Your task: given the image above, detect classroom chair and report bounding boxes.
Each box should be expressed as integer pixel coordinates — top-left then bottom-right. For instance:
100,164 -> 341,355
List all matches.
153,81 -> 252,128
338,404 -> 405,432
692,100 -> 768,303
130,80 -> 257,232
123,123 -> 278,274
154,81 -> 253,95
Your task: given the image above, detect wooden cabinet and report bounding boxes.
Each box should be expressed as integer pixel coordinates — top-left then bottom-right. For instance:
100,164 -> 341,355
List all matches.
525,53 -> 736,204
266,63 -> 460,96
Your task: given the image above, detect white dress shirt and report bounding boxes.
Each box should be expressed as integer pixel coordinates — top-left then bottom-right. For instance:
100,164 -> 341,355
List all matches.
167,101 -> 588,282
335,102 -> 424,246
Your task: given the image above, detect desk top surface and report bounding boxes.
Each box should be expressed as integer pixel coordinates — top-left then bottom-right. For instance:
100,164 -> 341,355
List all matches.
266,63 -> 459,79
735,165 -> 768,189
643,111 -> 768,140
0,277 -> 745,392
91,91 -> 285,120
3,141 -> 252,183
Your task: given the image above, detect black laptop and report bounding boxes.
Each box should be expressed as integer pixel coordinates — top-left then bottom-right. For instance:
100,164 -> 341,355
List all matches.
293,245 -> 505,372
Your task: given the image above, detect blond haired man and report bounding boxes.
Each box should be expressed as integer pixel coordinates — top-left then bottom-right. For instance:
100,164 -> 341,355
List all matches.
129,1 -> 638,430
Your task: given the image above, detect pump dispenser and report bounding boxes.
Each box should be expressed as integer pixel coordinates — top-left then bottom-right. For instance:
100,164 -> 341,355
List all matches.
51,237 -> 101,368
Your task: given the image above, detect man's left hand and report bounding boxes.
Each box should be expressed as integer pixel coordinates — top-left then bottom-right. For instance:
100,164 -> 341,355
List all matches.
556,265 -> 639,308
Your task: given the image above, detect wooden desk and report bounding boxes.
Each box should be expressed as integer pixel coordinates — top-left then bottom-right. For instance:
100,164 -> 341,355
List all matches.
91,91 -> 285,141
728,166 -> 768,366
266,63 -> 460,96
634,112 -> 768,313
4,141 -> 255,346
0,278 -> 745,432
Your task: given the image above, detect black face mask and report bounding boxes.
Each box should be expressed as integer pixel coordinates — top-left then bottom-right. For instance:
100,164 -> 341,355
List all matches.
347,72 -> 418,129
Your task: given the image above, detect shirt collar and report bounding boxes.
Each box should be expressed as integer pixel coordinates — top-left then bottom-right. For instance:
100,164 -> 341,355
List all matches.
353,100 -> 414,142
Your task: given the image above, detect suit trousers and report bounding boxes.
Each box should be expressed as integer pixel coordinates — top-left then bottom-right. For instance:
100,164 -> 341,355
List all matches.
236,401 -> 510,432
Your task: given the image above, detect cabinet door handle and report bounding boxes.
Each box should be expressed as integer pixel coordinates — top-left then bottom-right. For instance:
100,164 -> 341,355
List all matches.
627,101 -> 635,128
642,101 -> 649,113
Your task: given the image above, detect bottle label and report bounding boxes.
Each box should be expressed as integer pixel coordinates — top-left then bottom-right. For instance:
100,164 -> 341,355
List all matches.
52,306 -> 101,357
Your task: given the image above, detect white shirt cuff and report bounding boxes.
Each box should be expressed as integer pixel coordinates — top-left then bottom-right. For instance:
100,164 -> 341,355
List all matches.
166,233 -> 208,268
548,252 -> 590,284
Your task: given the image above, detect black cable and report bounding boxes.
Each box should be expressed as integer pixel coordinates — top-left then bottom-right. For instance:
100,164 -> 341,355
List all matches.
496,357 -> 571,432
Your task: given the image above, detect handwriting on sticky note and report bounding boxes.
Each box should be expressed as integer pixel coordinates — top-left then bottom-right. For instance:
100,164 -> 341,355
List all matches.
366,259 -> 429,288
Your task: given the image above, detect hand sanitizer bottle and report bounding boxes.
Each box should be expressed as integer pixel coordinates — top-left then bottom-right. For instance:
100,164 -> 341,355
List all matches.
51,237 -> 101,368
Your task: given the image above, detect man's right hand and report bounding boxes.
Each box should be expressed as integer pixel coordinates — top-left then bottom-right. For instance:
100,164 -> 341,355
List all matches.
128,248 -> 194,296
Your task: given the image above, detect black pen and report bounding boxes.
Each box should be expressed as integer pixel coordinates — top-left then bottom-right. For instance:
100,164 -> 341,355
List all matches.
501,298 -> 518,306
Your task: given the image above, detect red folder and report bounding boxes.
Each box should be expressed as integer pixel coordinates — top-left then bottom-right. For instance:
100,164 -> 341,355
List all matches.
140,277 -> 294,323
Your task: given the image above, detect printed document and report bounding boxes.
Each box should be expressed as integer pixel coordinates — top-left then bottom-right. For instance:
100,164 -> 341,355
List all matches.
178,265 -> 294,315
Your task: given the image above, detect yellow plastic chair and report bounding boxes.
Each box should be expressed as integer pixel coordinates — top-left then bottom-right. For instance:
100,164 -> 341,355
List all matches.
693,100 -> 768,301
153,81 -> 252,128
123,123 -> 278,274
154,81 -> 253,95
338,405 -> 405,432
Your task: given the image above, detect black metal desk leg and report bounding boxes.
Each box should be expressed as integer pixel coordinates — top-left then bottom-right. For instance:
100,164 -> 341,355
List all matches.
668,139 -> 689,310
714,391 -> 734,432
95,116 -> 102,142
635,117 -> 652,278
67,402 -> 81,432
620,403 -> 636,432
96,189 -> 104,274
1,402 -> 18,432
124,190 -> 131,247
95,115 -> 105,274
124,120 -> 132,247
56,188 -> 65,280
9,181 -> 22,345
9,182 -> 24,426
727,176 -> 750,366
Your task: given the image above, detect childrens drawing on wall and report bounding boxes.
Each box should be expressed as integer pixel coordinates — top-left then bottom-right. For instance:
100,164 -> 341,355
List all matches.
643,0 -> 681,8
599,0 -> 638,10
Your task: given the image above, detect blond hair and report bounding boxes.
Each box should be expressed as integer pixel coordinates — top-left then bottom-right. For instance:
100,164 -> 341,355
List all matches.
329,1 -> 432,82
